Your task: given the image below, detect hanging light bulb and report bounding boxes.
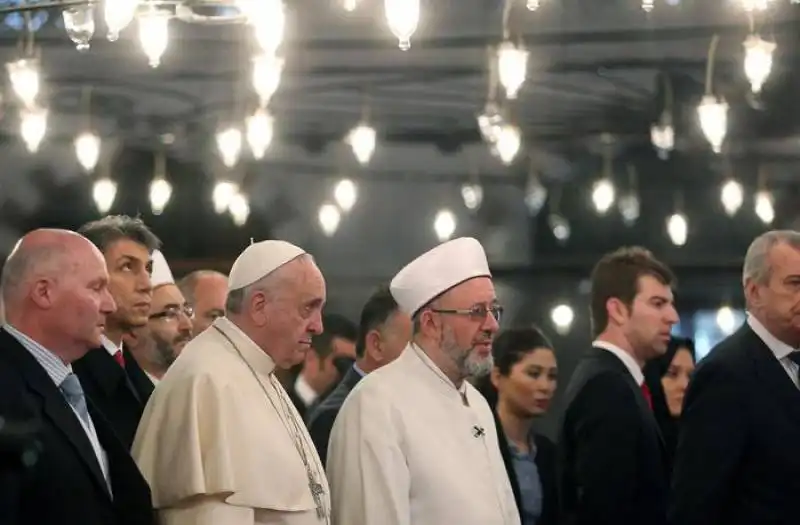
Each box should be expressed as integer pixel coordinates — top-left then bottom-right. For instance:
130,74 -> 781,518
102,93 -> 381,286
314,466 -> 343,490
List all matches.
548,213 -> 570,243
666,213 -> 688,246
74,132 -> 101,172
216,127 -> 243,168
477,103 -> 505,144
526,0 -> 541,10
346,123 -> 376,165
246,108 -> 274,160
497,41 -> 528,100
461,183 -> 483,211
228,191 -> 250,227
642,0 -> 655,11
245,0 -> 286,56
149,177 -> 172,215
62,6 -> 95,51
92,177 -> 117,214
384,0 -> 419,51
433,209 -> 456,242
342,0 -> 359,11
492,124 -> 521,165
105,0 -> 140,42
334,178 -> 358,212
591,178 -> 615,214
251,54 -> 284,107
524,176 -> 547,215
716,306 -> 737,335
651,112 -> 674,160
697,95 -> 728,153
20,106 -> 47,153
720,179 -> 744,216
550,303 -> 574,335
7,58 -> 40,108
618,193 -> 641,226
755,190 -> 774,224
212,180 -> 239,214
318,202 -> 341,237
743,34 -> 775,94
138,7 -> 170,68
741,0 -> 773,12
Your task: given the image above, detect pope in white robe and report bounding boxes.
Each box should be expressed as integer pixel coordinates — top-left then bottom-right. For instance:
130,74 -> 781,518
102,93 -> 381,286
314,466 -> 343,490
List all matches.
327,237 -> 521,525
133,240 -> 331,525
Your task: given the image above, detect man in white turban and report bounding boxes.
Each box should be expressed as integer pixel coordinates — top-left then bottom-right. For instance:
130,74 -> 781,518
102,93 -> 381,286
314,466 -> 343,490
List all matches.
125,250 -> 193,385
133,240 -> 330,525
327,237 -> 520,525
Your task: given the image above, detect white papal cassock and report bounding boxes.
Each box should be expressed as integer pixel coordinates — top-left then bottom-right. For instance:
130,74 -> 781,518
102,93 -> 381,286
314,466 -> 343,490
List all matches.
132,317 -> 330,525
327,342 -> 521,525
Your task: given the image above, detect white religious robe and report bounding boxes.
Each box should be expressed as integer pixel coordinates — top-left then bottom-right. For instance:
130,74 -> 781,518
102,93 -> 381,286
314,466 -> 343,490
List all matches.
132,317 -> 330,525
327,343 -> 520,525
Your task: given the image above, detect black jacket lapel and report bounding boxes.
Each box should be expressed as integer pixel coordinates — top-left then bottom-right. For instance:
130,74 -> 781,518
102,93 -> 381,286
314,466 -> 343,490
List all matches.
742,324 -> 800,422
1,334 -> 111,499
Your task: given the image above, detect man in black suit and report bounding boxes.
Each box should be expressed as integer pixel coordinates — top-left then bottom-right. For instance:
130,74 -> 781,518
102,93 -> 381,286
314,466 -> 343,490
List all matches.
307,286 -> 411,466
0,229 -> 155,525
670,230 -> 800,525
558,247 -> 678,525
289,313 -> 358,419
73,216 -> 161,449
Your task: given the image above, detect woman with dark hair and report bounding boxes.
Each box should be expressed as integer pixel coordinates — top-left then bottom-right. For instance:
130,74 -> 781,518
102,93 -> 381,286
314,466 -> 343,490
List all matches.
643,336 -> 696,469
477,326 -> 559,525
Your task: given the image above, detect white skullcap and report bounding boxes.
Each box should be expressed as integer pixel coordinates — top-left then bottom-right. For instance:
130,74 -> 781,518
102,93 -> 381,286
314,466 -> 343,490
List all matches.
228,240 -> 306,291
150,250 -> 175,289
390,237 -> 491,316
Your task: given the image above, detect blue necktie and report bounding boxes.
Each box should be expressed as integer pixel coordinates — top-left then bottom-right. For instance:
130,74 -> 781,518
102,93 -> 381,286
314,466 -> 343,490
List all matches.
788,352 -> 800,381
60,373 -> 91,428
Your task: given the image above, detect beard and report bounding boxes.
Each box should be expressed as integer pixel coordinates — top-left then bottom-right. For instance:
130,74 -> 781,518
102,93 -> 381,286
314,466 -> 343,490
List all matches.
440,325 -> 494,381
152,331 -> 189,370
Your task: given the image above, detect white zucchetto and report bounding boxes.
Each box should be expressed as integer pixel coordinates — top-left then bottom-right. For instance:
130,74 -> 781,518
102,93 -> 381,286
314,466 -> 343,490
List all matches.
390,237 -> 492,316
228,240 -> 306,291
150,250 -> 175,289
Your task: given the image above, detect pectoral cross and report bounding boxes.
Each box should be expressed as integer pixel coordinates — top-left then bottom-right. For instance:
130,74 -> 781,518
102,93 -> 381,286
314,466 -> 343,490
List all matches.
310,481 -> 326,519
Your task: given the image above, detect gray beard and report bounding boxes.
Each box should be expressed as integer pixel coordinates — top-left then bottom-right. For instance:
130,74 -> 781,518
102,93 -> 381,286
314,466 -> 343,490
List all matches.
441,325 -> 494,381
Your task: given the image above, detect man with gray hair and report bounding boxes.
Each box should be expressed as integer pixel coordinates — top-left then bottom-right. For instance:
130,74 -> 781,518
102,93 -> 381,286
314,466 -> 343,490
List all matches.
133,240 -> 330,525
670,230 -> 800,525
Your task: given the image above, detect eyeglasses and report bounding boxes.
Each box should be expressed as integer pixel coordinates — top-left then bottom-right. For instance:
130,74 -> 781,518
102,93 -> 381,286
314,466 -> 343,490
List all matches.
429,304 -> 504,323
149,305 -> 194,321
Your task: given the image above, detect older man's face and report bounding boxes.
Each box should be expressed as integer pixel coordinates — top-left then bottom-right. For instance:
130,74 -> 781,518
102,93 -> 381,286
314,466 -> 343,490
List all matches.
190,273 -> 227,335
144,284 -> 193,369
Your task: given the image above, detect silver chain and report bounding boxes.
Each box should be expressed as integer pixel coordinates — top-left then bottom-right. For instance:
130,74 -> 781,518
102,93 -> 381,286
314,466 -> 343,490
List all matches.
213,326 -> 329,522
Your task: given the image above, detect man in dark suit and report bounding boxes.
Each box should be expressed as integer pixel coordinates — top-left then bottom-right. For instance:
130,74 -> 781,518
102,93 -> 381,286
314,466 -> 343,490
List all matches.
73,215 -> 161,449
558,247 -> 678,525
670,230 -> 800,525
289,313 -> 358,419
0,228 -> 155,525
306,286 -> 411,466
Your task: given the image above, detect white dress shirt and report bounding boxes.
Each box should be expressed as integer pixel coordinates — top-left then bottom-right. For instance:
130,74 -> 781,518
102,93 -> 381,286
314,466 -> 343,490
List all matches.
294,374 -> 318,408
592,340 -> 644,385
747,315 -> 800,388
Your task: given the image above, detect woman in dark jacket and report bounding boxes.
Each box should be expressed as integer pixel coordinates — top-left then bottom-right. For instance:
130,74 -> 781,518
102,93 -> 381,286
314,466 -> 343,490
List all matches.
643,336 -> 696,471
477,326 -> 558,525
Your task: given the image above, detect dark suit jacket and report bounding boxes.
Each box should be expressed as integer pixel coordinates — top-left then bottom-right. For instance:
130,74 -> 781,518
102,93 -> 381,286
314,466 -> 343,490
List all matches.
306,366 -> 362,467
557,346 -> 667,525
73,346 -> 154,450
0,330 -> 155,525
669,323 -> 800,525
492,411 -> 558,525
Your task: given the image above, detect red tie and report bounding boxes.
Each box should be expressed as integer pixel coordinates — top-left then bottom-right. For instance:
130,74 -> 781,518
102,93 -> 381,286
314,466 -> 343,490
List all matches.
113,350 -> 125,368
641,382 -> 653,410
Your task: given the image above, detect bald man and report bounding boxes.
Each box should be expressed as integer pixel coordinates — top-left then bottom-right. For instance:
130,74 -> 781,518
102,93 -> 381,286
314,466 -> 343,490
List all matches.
0,229 -> 155,525
178,270 -> 227,335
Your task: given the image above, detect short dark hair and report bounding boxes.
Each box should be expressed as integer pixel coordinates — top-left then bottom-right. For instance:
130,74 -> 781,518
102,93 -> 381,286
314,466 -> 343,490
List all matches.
589,246 -> 675,337
78,215 -> 161,255
356,285 -> 400,358
311,314 -> 358,359
492,326 -> 555,376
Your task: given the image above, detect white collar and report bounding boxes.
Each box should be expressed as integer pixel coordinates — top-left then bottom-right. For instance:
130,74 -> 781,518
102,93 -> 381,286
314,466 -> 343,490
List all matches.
101,335 -> 122,357
294,374 -> 318,407
144,370 -> 160,386
747,314 -> 796,360
593,340 -> 644,386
